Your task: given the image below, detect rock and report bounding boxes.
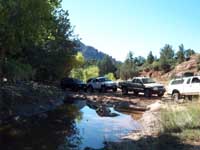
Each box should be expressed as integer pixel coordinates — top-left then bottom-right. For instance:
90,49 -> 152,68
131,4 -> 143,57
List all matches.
147,101 -> 163,111
96,106 -> 119,117
38,113 -> 48,119
116,101 -> 130,108
0,82 -> 64,124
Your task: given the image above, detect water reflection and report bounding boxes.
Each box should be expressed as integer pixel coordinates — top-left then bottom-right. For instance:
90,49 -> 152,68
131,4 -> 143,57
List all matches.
0,100 -> 141,150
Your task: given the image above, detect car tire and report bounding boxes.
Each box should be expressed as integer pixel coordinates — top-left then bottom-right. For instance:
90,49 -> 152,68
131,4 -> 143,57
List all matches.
72,87 -> 78,92
133,91 -> 139,96
172,91 -> 180,101
157,92 -> 164,97
144,89 -> 152,97
122,87 -> 128,95
88,86 -> 94,93
61,86 -> 66,90
101,86 -> 106,93
113,87 -> 117,92
187,95 -> 192,101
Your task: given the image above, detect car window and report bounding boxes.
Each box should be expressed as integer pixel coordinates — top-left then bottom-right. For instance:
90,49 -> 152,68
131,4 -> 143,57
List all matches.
171,79 -> 184,85
132,79 -> 136,83
191,77 -> 200,83
187,78 -> 191,84
142,78 -> 155,84
74,79 -> 83,84
64,78 -> 73,83
87,78 -> 93,83
98,78 -> 110,82
136,79 -> 142,84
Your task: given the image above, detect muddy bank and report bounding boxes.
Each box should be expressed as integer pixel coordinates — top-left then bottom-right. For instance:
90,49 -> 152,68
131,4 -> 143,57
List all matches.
0,82 -> 64,124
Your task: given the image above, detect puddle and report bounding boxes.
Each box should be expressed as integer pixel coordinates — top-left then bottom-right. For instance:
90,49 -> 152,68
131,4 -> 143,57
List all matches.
0,100 -> 141,150
74,106 -> 140,149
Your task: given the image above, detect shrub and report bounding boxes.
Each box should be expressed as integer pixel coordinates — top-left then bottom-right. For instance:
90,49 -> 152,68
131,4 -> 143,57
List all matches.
105,73 -> 116,81
152,61 -> 160,71
83,65 -> 99,81
161,103 -> 200,133
3,59 -> 34,81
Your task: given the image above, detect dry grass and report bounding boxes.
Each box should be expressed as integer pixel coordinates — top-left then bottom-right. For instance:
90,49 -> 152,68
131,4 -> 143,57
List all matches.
161,102 -> 200,141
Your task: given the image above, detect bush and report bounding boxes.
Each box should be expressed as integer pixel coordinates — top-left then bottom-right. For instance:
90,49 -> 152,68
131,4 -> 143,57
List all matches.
3,59 -> 34,81
69,68 -> 84,81
142,62 -> 152,72
83,65 -> 99,81
105,73 -> 116,81
152,61 -> 160,71
161,103 -> 200,133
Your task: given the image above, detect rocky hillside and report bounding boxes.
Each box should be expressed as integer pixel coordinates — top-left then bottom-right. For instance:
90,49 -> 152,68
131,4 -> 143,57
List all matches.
141,54 -> 200,82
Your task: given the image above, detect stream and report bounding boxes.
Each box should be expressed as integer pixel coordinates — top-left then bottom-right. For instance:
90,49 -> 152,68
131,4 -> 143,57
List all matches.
0,100 -> 141,150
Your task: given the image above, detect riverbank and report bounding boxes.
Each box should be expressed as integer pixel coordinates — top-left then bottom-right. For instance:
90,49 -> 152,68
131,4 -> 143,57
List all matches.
0,82 -> 64,124
105,99 -> 200,150
1,83 -> 199,150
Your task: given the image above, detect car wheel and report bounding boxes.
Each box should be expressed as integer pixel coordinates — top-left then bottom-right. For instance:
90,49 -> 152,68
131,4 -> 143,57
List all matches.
113,87 -> 117,92
133,91 -> 139,96
122,87 -> 128,95
144,89 -> 152,97
61,86 -> 66,91
88,86 -> 94,93
187,95 -> 192,101
172,91 -> 180,101
73,87 -> 79,92
157,92 -> 164,97
101,86 -> 106,93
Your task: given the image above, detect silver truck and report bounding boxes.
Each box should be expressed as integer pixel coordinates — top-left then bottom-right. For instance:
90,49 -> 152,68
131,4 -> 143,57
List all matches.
87,77 -> 117,92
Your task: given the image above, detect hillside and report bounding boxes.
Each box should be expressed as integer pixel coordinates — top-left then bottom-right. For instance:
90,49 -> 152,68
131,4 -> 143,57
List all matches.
141,54 -> 200,82
77,41 -> 119,62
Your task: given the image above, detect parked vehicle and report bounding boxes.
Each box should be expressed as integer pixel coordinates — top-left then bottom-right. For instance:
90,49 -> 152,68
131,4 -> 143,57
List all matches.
60,77 -> 87,91
119,77 -> 166,97
87,77 -> 117,92
167,76 -> 200,100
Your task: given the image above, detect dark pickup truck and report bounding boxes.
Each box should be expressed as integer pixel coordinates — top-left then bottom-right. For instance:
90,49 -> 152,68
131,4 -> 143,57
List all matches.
118,77 -> 166,97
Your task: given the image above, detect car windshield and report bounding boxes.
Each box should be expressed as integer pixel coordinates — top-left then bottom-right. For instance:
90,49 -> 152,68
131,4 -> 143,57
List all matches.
142,78 -> 155,84
98,78 -> 111,82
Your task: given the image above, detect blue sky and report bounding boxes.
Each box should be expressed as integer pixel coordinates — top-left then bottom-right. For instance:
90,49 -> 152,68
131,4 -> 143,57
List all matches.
62,0 -> 200,61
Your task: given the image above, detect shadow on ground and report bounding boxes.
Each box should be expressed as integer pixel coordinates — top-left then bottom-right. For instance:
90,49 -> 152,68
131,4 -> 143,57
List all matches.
105,133 -> 200,150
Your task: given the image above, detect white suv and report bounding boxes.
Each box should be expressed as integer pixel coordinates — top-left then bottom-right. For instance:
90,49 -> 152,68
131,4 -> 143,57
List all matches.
87,77 -> 117,92
167,76 -> 200,100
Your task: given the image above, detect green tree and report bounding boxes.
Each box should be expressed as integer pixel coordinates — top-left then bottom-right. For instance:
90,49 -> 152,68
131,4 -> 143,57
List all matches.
0,0 -> 60,78
105,73 -> 116,81
70,68 -> 84,81
0,0 -> 77,81
98,55 -> 116,76
147,51 -> 154,64
176,44 -> 185,63
185,49 -> 195,59
120,51 -> 139,80
159,44 -> 175,72
134,56 -> 146,66
83,66 -> 99,81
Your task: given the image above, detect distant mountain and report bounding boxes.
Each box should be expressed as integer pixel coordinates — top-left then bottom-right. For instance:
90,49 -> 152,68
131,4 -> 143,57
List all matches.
76,41 -> 119,63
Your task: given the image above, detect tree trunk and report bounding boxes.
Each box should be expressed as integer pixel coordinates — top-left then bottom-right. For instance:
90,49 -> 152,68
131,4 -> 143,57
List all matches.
0,48 -> 6,83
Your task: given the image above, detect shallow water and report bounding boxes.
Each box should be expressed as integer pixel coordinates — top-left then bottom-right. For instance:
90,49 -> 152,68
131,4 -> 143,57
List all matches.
0,100 -> 141,150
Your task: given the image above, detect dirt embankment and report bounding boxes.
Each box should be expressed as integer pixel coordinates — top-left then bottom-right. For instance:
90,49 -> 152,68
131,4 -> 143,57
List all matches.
140,55 -> 200,83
